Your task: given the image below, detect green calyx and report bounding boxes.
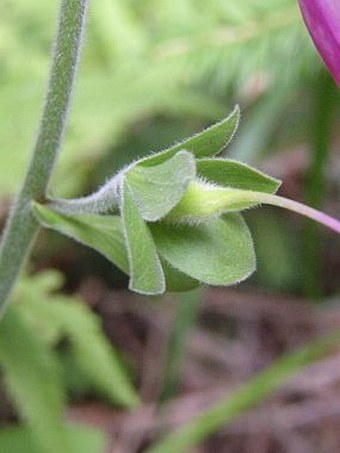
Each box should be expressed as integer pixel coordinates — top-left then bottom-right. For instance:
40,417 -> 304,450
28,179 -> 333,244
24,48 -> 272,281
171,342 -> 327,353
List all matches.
165,181 -> 261,223
34,107 -> 282,295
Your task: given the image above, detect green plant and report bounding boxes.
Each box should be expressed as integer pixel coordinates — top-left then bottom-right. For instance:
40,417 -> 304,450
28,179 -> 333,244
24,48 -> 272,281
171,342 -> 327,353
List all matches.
0,270 -> 139,452
0,1 -> 339,452
0,0 -> 89,317
0,0 -> 322,196
31,110 -> 340,298
1,0 -> 340,315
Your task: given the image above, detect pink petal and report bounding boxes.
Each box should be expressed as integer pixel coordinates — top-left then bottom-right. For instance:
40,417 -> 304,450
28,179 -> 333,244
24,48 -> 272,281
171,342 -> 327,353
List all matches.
299,0 -> 340,85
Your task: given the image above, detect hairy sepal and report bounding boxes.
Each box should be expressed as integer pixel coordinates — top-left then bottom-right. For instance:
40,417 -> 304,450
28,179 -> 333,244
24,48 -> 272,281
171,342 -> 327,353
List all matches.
120,182 -> 166,295
150,214 -> 256,286
33,203 -> 129,274
125,150 -> 196,221
34,203 -> 198,294
139,105 -> 240,167
197,158 -> 281,193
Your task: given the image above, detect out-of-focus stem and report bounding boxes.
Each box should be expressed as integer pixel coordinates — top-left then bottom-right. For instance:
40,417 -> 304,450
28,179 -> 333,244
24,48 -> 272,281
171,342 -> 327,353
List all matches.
303,71 -> 338,299
161,289 -> 202,401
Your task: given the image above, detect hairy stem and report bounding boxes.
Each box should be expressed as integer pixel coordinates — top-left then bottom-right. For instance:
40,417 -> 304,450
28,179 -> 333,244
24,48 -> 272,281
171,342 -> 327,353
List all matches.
250,193 -> 340,234
230,191 -> 340,234
49,172 -> 123,215
0,0 -> 88,318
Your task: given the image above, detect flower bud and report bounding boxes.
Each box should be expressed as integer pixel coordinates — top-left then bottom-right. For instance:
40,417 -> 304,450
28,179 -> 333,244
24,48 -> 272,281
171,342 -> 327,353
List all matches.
299,0 -> 340,85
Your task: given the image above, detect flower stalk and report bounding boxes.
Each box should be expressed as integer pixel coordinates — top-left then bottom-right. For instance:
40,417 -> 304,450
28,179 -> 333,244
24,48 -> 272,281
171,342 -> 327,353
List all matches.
167,181 -> 340,234
250,192 -> 340,234
0,0 -> 88,318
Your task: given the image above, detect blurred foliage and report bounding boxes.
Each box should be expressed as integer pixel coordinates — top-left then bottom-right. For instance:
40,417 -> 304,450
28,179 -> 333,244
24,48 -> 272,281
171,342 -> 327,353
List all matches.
0,425 -> 107,453
0,270 -> 139,452
0,0 -> 320,197
148,328 -> 340,453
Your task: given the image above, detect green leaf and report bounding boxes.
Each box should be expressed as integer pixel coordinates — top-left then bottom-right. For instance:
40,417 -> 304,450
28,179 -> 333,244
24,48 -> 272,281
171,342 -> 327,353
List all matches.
33,204 -> 129,274
150,214 -> 255,286
0,424 -> 108,453
121,183 -> 165,294
140,106 -> 240,166
0,307 -> 71,453
16,274 -> 140,408
197,158 -> 281,193
33,205 -> 195,293
53,300 -> 140,408
161,259 -> 199,292
126,150 -> 196,221
16,272 -> 68,347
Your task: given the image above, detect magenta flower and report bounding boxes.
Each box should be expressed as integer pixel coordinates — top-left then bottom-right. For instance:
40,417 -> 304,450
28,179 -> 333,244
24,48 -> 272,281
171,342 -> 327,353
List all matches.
299,0 -> 340,85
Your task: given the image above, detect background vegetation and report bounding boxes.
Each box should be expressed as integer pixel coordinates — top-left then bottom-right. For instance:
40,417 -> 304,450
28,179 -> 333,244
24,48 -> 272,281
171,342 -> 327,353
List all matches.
0,0 -> 339,451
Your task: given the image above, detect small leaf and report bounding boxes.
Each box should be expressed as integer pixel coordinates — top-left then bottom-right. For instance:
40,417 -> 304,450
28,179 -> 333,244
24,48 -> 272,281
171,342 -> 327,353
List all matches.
33,205 -> 194,293
150,214 -> 256,286
197,158 -> 281,193
141,105 -> 240,166
53,301 -> 140,408
33,204 -> 129,274
121,183 -> 165,294
126,150 -> 196,221
0,307 -> 71,453
16,277 -> 140,408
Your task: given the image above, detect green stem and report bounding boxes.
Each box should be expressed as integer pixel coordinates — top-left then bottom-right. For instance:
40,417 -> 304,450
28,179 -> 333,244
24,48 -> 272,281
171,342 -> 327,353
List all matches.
161,290 -> 202,401
302,71 -> 338,299
0,0 -> 88,319
147,330 -> 340,453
